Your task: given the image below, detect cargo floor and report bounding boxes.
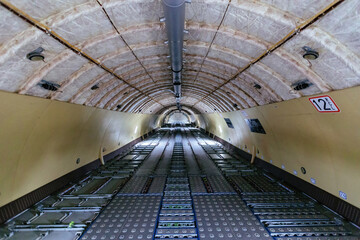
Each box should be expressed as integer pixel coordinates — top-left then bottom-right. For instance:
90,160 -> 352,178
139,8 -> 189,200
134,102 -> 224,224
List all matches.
1,128 -> 359,240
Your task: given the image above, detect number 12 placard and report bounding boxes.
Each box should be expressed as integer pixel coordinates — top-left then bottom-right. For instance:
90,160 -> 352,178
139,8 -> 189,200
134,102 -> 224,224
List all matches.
309,95 -> 340,113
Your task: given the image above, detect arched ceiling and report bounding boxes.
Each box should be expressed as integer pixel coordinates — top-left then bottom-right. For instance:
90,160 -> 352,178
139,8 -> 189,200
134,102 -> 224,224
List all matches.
0,0 -> 359,114
165,110 -> 191,124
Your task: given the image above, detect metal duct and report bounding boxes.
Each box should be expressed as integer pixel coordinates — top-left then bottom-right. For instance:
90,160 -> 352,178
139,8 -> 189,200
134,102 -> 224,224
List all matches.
173,72 -> 182,97
162,0 -> 187,108
176,98 -> 182,110
174,82 -> 181,97
172,72 -> 181,83
163,0 -> 185,72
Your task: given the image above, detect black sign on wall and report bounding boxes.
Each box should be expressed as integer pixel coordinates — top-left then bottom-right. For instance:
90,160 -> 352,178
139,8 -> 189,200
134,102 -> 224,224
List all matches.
224,118 -> 234,128
245,119 -> 266,134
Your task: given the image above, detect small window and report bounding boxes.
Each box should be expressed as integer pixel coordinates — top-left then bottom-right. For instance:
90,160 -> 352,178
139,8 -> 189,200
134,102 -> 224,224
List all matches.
245,119 -> 266,134
224,118 -> 234,129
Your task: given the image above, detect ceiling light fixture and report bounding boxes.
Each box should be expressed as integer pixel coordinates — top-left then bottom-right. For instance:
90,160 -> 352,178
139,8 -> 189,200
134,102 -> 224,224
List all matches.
38,80 -> 60,91
91,84 -> 99,90
302,46 -> 319,60
254,83 -> 261,89
26,47 -> 45,61
292,79 -> 313,91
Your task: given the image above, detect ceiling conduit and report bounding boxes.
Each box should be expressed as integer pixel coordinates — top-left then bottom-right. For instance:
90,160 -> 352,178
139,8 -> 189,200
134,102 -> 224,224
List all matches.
162,0 -> 189,110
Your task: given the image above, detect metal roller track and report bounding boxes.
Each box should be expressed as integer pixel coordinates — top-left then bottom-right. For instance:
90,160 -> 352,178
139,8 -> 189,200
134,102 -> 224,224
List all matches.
154,130 -> 199,239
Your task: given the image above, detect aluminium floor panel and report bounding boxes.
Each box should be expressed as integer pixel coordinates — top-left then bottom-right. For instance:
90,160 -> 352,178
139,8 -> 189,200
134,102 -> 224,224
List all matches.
81,196 -> 161,240
193,195 -> 272,239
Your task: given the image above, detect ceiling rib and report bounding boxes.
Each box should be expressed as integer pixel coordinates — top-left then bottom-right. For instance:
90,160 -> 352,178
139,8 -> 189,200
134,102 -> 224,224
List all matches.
192,0 -> 345,108
183,79 -> 254,108
130,97 -> 154,113
50,62 -> 94,100
0,0 -> 165,108
138,83 -> 230,111
69,72 -> 109,103
105,86 -> 133,110
94,83 -> 126,108
18,50 -> 73,94
253,62 -> 303,98
111,84 -> 174,111
123,94 -> 149,113
124,92 -> 156,113
274,49 -> 331,91
191,0 -> 231,85
141,101 -> 162,113
240,71 -> 283,102
85,78 -> 118,105
95,0 -> 157,84
106,79 -> 229,111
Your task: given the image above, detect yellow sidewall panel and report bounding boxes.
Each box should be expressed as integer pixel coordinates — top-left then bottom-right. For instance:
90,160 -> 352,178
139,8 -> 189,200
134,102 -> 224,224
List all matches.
200,86 -> 360,209
0,91 -> 158,207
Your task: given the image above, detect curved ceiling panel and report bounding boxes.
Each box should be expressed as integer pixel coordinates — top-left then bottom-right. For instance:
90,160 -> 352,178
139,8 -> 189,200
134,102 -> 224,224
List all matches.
0,0 -> 358,115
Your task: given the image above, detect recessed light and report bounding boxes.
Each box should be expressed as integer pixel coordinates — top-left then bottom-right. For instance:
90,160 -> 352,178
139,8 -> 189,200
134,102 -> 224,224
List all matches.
91,84 -> 99,90
302,46 -> 319,60
254,83 -> 261,89
26,47 -> 45,61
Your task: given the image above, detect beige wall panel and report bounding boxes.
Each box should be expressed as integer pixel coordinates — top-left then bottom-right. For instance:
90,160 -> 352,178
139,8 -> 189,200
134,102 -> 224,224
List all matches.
72,109 -> 111,167
200,86 -> 360,208
0,91 -> 157,207
0,94 -> 51,207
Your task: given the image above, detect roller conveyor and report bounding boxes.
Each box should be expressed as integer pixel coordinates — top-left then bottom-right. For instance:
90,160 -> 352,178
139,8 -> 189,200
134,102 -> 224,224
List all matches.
1,128 -> 360,240
154,139 -> 198,239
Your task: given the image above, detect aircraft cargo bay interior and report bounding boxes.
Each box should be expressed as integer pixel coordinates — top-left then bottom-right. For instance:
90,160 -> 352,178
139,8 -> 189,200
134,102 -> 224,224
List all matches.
0,0 -> 359,239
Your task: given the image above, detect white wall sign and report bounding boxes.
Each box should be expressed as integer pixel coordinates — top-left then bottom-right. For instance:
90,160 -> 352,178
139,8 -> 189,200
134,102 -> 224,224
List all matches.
309,95 -> 340,113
